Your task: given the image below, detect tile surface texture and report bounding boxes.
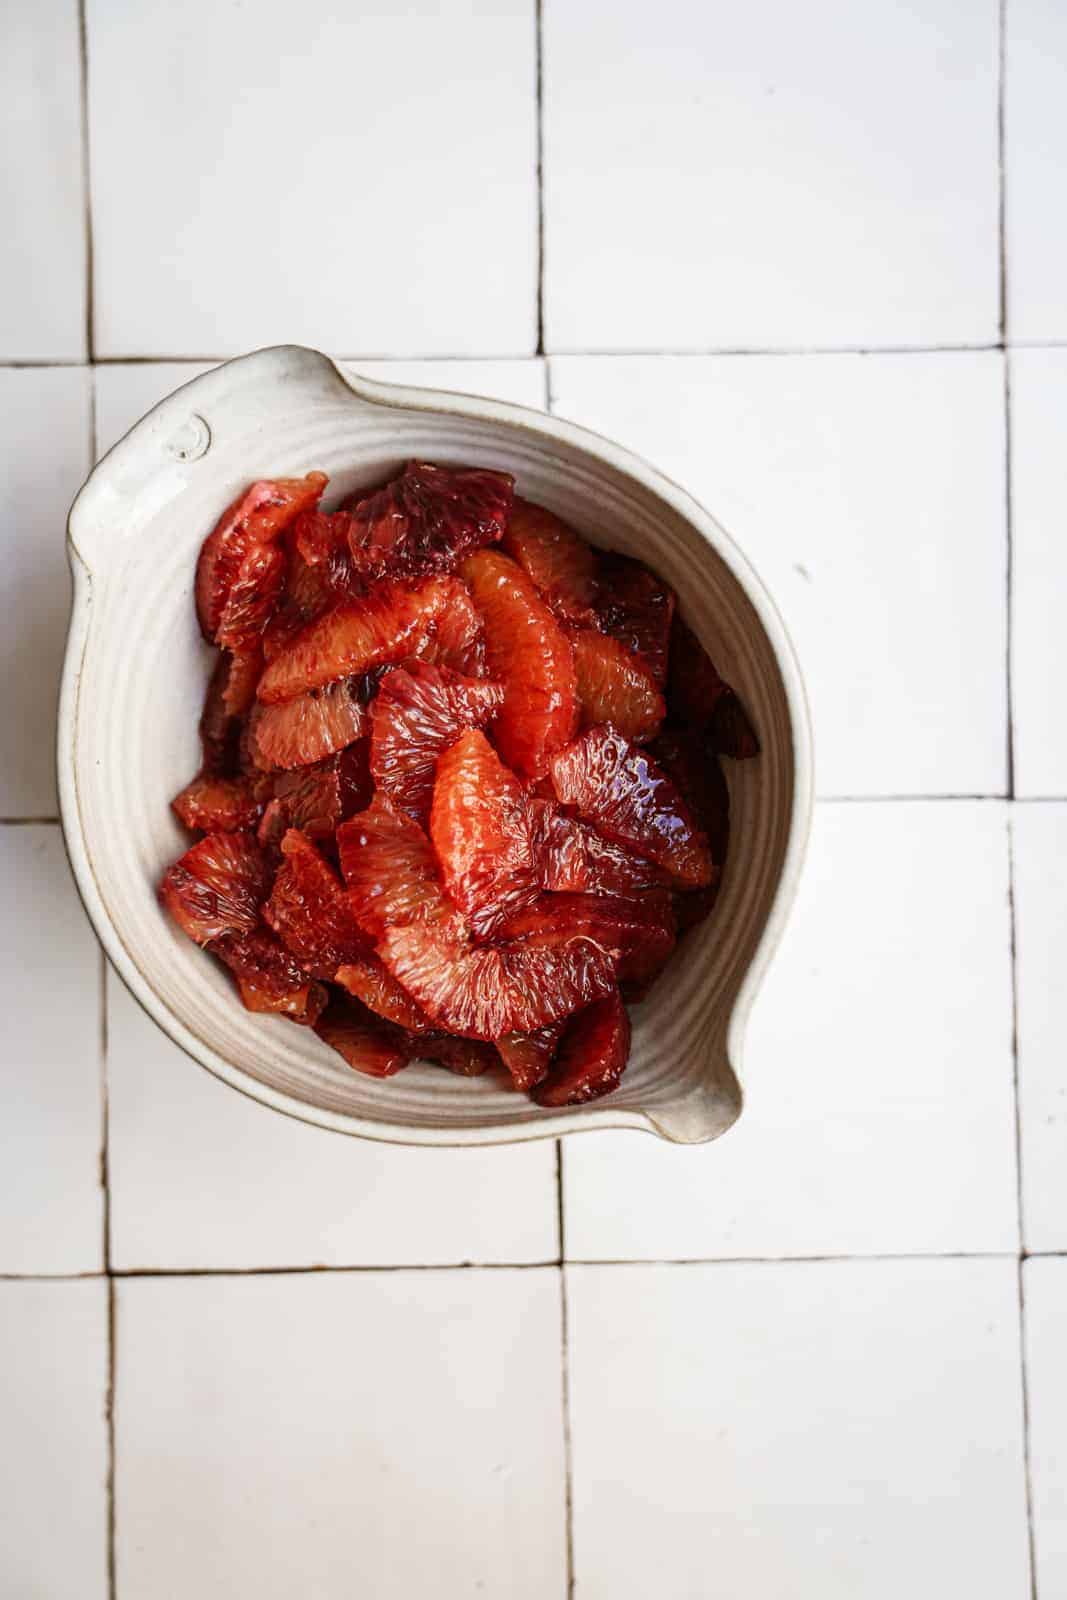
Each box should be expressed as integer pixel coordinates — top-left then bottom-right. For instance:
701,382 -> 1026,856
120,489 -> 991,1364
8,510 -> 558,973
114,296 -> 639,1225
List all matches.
0,1280 -> 109,1600
1024,1258 -> 1067,1600
1009,347 -> 1067,797
116,1270 -> 567,1599
1005,0 -> 1067,342
543,0 -> 999,351
0,1 -> 86,360
1012,802 -> 1067,1253
86,0 -> 538,357
566,1260 -> 1030,1600
0,828 -> 103,1275
0,367 -> 91,816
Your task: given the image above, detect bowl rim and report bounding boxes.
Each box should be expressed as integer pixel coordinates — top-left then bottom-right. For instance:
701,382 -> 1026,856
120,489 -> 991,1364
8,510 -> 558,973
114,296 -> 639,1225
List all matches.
58,344 -> 814,1147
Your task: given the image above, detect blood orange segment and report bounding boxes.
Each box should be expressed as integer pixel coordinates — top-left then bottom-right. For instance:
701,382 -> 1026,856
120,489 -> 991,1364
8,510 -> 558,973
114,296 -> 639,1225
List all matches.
262,829 -> 369,979
346,460 -> 514,578
459,549 -> 578,777
256,576 -> 455,703
417,1036 -> 500,1076
377,921 -> 618,1040
594,553 -> 675,686
413,581 -> 486,677
213,926 -> 328,1026
430,728 -> 539,934
199,646 -> 263,774
528,800 -> 668,896
532,989 -> 632,1106
256,742 -> 372,851
335,952 -> 435,1033
236,976 -> 327,1023
195,473 -> 327,649
171,773 -> 263,834
370,662 -> 503,825
666,616 -> 760,759
247,678 -> 368,770
571,627 -> 665,742
499,889 -> 676,988
649,725 -> 731,934
262,544 -> 361,662
496,1021 -> 565,1091
549,725 -> 714,890
337,793 -> 457,939
501,498 -> 597,624
159,831 -> 270,945
315,996 -> 412,1077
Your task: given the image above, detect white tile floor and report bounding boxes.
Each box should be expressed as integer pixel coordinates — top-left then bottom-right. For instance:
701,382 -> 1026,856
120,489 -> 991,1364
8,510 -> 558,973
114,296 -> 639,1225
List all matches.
3,2 -> 1065,1595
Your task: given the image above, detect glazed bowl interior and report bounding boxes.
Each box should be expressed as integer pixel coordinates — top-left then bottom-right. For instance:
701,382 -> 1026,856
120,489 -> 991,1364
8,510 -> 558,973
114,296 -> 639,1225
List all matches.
61,346 -> 810,1146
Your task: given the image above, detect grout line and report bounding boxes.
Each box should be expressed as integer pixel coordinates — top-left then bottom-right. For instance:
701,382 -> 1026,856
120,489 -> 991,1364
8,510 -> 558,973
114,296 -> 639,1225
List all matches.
107,1261 -> 562,1278
998,0 -> 1009,344
105,1277 -> 117,1600
818,793 -> 1008,804
1004,348 -> 1016,797
6,342 -> 1067,371
0,816 -> 61,826
100,953 -> 111,1270
76,0 -> 95,362
563,1251 -> 1021,1267
545,341 -> 1008,359
1017,1259 -> 1039,1600
555,1141 -> 566,1264
1007,814 -> 1025,1254
534,0 -> 546,355
559,1263 -> 575,1600
0,1272 -> 107,1283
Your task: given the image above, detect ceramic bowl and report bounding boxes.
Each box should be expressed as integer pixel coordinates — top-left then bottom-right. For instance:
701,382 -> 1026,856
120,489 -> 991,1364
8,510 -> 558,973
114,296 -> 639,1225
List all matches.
59,345 -> 812,1146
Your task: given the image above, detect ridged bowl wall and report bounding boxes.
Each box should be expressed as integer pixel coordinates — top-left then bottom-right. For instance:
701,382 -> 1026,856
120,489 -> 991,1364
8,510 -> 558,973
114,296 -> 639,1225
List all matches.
59,345 -> 812,1146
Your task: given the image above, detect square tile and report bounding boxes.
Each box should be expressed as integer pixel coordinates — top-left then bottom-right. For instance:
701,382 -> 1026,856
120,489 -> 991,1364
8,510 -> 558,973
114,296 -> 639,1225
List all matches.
0,828 -> 103,1274
107,974 -> 557,1270
0,1 -> 86,360
87,0 -> 538,358
116,1270 -> 566,1598
1023,1257 -> 1067,1599
1005,0 -> 1067,341
566,1260 -> 1030,1600
0,367 -> 91,816
1012,802 -> 1067,1252
1009,348 -> 1067,796
0,1280 -> 109,1600
543,0 -> 998,351
94,358 -> 545,462
563,801 -> 1017,1260
550,352 -> 1007,797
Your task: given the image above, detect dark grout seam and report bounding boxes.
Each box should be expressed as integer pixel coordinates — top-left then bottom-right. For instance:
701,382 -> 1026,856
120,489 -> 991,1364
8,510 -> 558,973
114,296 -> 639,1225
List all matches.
0,816 -> 62,826
534,0 -> 546,356
76,0 -> 95,363
559,1262 -> 576,1600
105,1278 -> 117,1600
1017,1260 -> 1039,1600
998,0 -> 1009,346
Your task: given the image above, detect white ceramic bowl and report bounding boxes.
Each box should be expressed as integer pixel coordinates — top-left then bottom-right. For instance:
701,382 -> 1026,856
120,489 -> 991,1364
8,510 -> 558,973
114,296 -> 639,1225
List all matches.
59,345 -> 812,1146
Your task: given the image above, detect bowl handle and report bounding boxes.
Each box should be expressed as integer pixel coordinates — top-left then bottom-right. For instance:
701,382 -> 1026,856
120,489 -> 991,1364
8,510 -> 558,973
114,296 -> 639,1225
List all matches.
66,345 -> 381,577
